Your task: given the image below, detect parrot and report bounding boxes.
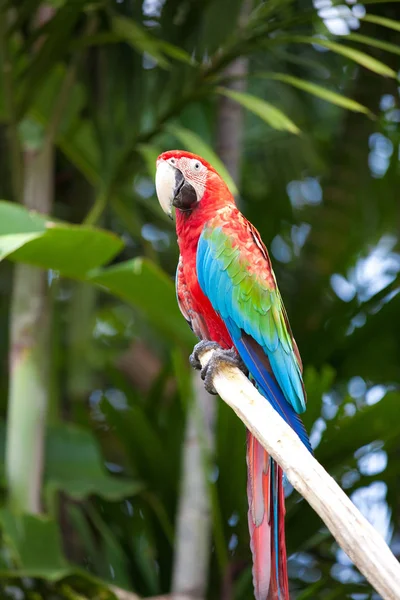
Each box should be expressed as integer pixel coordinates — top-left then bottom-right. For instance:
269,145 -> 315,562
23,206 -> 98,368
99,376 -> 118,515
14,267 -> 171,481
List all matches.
155,150 -> 312,600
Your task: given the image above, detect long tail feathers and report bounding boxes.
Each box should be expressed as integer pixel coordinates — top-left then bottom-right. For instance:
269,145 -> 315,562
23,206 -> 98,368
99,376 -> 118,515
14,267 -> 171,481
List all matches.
247,433 -> 289,600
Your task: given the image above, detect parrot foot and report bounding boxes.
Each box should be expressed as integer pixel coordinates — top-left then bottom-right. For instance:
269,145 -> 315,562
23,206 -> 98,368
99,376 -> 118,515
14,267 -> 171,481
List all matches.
197,345 -> 248,396
189,340 -> 221,370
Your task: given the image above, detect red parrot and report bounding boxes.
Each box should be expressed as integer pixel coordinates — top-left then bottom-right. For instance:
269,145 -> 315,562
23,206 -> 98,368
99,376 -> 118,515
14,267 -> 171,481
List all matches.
155,150 -> 311,600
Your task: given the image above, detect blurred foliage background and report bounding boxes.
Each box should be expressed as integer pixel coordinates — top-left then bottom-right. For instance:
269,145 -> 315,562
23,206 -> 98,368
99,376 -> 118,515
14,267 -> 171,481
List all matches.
0,0 -> 399,599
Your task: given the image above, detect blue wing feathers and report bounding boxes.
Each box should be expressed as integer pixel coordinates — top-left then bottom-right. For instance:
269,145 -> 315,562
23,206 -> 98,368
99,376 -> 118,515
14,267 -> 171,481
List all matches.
197,226 -> 311,452
231,330 -> 311,451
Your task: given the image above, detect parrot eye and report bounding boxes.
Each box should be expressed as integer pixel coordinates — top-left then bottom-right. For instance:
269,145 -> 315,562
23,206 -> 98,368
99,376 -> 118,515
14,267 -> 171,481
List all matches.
169,158 -> 176,165
191,160 -> 202,172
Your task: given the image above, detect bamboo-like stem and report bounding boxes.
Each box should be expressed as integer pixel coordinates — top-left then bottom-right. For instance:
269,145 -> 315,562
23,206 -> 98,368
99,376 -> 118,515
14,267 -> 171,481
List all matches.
83,189 -> 108,226
0,5 -> 22,201
197,348 -> 400,600
5,2 -> 63,514
6,140 -> 54,513
171,374 -> 215,599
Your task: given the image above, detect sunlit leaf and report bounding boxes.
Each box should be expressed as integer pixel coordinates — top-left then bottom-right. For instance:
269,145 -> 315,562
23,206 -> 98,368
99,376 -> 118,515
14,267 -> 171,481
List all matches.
112,16 -> 169,68
260,73 -> 371,115
347,33 -> 400,57
216,87 -> 300,134
282,36 -> 397,78
0,202 -> 123,276
362,13 -> 400,32
166,124 -> 238,194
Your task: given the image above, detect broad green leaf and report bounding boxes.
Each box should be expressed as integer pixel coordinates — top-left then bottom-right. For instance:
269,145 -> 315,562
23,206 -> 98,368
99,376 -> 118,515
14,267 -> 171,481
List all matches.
347,33 -> 400,57
260,73 -> 371,115
362,13 -> 400,32
0,510 -> 70,580
0,201 -> 123,276
216,87 -> 300,134
87,258 -> 195,348
0,201 -> 46,235
112,16 -> 169,68
0,509 -> 108,586
45,424 -> 143,501
282,36 -> 397,78
166,124 -> 238,195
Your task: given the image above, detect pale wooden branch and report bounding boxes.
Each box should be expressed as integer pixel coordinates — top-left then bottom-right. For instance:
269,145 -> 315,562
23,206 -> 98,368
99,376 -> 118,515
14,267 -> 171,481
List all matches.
110,587 -> 191,600
198,348 -> 400,600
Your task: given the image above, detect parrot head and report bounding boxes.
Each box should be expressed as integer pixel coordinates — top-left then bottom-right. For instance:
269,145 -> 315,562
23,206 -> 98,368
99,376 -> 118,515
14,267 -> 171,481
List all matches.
155,150 -> 232,218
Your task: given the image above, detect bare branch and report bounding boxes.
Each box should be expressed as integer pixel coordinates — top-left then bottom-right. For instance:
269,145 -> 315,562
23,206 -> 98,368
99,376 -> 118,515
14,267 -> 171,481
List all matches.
197,348 -> 400,600
110,587 -> 192,600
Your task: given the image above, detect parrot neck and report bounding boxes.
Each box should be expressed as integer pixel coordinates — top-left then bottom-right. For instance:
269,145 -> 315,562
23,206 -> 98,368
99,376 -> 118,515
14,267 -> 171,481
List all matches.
176,187 -> 235,256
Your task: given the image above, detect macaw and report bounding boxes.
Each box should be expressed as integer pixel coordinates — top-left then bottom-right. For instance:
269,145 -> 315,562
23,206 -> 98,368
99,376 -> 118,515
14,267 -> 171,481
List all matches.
155,150 -> 312,600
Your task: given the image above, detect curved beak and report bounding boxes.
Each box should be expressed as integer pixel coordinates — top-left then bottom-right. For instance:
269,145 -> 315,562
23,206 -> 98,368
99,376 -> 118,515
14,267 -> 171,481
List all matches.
155,160 -> 177,219
155,159 -> 198,218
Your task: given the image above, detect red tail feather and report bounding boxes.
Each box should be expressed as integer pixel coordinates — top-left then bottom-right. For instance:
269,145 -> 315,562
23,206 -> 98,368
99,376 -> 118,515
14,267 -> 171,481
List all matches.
247,432 -> 289,600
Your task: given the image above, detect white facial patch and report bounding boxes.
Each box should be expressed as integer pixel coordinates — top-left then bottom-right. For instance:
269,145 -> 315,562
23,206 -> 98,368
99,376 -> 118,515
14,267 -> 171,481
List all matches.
178,157 -> 207,201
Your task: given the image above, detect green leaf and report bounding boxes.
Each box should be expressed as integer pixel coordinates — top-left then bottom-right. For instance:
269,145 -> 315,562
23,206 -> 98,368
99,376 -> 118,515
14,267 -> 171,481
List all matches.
45,424 -> 143,501
200,0 -> 244,54
112,16 -> 169,68
166,124 -> 238,195
87,258 -> 195,348
347,33 -> 400,57
0,510 -> 70,580
0,201 -> 123,276
158,41 -> 194,65
59,118 -> 100,185
260,73 -> 372,115
17,0 -> 87,117
282,36 -> 397,78
216,87 -> 300,134
362,13 -> 400,32
0,509 -> 106,585
84,505 -> 133,588
137,143 -> 161,179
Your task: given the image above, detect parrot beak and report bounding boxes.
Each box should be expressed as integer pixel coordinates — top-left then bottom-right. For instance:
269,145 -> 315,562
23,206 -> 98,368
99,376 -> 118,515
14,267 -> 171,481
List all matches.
155,160 -> 177,219
155,159 -> 198,218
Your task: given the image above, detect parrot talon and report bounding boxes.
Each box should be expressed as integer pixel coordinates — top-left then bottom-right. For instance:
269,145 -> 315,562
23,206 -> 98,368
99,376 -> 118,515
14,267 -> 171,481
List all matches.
200,347 -> 248,395
189,340 -> 221,370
